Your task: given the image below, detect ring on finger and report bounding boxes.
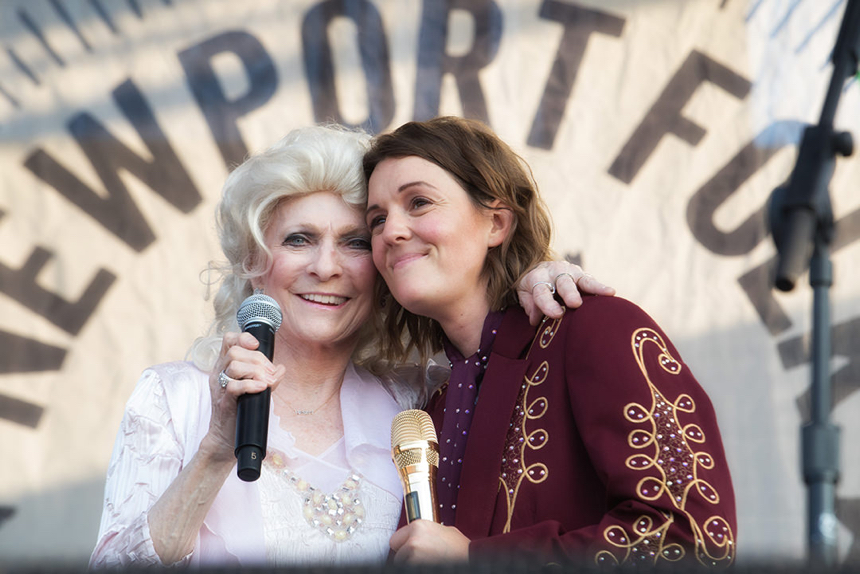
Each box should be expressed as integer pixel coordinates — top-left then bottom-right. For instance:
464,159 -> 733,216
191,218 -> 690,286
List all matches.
554,272 -> 576,287
218,369 -> 231,389
531,281 -> 556,295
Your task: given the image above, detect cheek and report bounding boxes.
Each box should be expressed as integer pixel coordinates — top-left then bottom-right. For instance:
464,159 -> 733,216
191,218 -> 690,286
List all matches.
415,217 -> 448,244
267,258 -> 294,283
370,237 -> 386,271
350,256 -> 378,291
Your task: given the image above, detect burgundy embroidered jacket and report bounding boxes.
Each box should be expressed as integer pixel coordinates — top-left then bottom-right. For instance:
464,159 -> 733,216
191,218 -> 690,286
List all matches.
426,296 -> 737,567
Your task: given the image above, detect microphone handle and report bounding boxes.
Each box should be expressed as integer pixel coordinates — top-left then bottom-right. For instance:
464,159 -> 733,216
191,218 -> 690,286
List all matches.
403,467 -> 439,523
235,321 -> 275,482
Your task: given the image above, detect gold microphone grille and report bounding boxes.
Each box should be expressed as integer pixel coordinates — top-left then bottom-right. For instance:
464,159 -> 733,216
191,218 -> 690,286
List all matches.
394,449 -> 432,467
391,409 -> 438,446
391,410 -> 439,468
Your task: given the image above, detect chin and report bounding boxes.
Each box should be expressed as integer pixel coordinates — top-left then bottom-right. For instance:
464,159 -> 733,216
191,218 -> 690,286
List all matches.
387,285 -> 416,307
387,275 -> 437,308
396,294 -> 439,320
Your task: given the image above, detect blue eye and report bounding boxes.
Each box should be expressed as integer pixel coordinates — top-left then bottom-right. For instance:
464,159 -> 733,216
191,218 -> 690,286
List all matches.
348,237 -> 371,250
283,234 -> 308,246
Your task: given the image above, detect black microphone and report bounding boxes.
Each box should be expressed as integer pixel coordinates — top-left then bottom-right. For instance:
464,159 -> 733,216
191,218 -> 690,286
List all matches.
391,409 -> 440,523
234,293 -> 282,482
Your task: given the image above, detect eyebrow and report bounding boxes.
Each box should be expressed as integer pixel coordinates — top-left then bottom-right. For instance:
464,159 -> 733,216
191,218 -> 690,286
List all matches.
281,223 -> 369,238
365,180 -> 437,213
340,224 -> 371,237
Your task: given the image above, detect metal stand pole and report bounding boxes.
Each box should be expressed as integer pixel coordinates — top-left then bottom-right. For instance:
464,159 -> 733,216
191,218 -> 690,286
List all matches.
767,0 -> 859,566
803,239 -> 840,566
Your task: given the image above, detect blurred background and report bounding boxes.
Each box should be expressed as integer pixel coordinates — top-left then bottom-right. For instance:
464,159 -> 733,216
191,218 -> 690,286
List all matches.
0,0 -> 858,567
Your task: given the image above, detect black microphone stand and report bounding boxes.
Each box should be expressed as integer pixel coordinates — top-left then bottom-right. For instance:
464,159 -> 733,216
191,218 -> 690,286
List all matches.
768,0 -> 859,566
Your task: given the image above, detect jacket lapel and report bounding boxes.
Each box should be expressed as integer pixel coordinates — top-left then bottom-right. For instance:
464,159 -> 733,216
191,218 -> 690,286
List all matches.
455,308 -> 536,538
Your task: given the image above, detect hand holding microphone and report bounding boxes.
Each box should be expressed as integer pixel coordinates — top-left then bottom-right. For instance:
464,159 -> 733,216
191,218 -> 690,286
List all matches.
391,409 -> 440,523
389,410 -> 470,562
234,293 -> 282,482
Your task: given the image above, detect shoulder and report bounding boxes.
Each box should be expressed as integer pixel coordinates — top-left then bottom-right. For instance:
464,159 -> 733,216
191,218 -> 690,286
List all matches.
124,361 -> 210,444
555,295 -> 662,341
530,296 -> 675,366
566,295 -> 652,325
553,296 -> 693,384
145,360 -> 209,382
132,361 -> 209,403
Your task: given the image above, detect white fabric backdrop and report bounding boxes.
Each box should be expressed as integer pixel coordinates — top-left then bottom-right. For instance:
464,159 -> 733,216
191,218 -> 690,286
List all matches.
0,0 -> 858,565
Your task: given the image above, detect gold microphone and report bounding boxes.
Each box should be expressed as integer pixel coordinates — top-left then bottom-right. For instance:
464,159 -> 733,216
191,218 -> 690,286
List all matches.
391,409 -> 440,523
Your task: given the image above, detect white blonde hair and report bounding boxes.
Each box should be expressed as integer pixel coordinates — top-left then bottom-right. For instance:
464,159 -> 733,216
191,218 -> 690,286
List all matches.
189,125 -> 374,371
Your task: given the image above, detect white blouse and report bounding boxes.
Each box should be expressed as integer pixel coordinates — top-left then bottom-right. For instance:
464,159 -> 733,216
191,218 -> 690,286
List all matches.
89,361 -> 412,568
258,422 -> 400,565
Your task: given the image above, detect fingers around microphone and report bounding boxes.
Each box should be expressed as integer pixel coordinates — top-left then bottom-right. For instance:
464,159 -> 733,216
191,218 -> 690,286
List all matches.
219,360 -> 282,395
223,369 -> 272,394
237,331 -> 262,350
219,332 -> 261,357
216,332 -> 282,395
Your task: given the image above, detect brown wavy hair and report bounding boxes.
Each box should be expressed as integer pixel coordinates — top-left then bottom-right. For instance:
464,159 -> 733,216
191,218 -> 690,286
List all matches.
363,116 -> 553,364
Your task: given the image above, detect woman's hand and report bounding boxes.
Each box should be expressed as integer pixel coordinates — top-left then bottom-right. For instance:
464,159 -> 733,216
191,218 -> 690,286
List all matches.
202,331 -> 285,461
389,520 -> 470,563
517,261 -> 616,326
148,333 -> 285,566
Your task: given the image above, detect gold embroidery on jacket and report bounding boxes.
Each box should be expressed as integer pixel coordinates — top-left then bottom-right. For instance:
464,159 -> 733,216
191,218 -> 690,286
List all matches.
500,360 -> 550,533
598,328 -> 734,567
538,315 -> 562,349
597,513 -> 683,564
499,315 -> 562,531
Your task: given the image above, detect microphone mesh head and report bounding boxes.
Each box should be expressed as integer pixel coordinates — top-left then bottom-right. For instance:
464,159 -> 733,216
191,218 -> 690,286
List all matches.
391,409 -> 439,469
236,293 -> 283,331
395,448 -> 438,467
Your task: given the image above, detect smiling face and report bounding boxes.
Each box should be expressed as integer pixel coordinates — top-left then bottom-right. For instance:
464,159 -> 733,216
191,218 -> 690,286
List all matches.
254,191 -> 376,353
366,156 -> 508,326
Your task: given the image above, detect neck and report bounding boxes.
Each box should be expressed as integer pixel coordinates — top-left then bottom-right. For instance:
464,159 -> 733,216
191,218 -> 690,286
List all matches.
436,295 -> 493,358
270,337 -> 355,404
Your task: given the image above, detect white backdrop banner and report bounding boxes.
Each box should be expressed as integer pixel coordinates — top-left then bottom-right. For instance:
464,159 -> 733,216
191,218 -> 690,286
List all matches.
0,0 -> 858,565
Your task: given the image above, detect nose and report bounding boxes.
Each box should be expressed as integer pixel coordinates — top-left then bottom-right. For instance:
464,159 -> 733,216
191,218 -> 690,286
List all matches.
308,241 -> 343,281
379,209 -> 410,244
